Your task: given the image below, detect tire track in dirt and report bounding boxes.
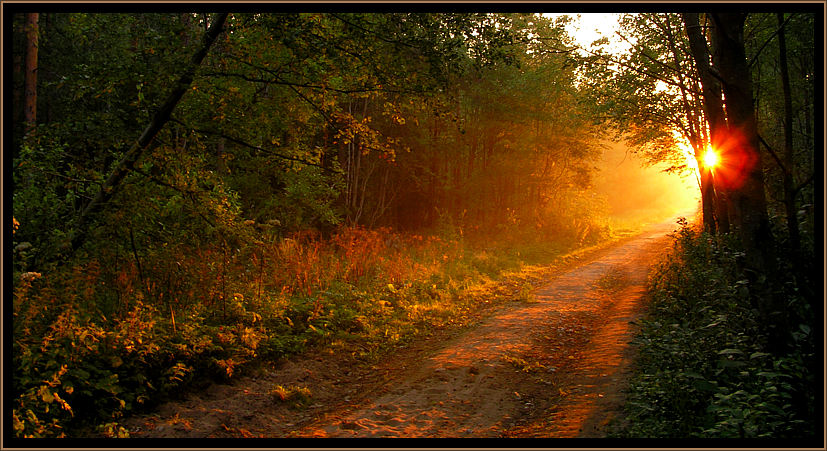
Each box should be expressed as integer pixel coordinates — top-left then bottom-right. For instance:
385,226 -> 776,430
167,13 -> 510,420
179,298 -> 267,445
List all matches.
120,214 -> 686,439
290,216 -> 682,438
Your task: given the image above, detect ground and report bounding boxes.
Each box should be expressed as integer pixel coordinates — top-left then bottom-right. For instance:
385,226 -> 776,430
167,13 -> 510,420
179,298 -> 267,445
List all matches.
119,215 -> 683,439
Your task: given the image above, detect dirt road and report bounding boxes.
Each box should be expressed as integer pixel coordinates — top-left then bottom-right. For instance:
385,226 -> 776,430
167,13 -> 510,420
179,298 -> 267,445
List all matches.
121,215 -> 684,439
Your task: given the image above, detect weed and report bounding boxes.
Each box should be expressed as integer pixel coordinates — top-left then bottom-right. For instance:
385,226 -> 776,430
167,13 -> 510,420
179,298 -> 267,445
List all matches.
503,355 -> 547,373
516,282 -> 537,303
594,266 -> 628,293
270,385 -> 312,407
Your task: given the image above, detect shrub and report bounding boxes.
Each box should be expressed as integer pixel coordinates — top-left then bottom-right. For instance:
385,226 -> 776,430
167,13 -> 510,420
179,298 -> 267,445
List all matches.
618,221 -> 816,439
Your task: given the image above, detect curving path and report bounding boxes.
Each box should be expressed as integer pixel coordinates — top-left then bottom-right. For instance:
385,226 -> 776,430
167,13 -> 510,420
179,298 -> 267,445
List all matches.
121,214 -> 685,439
292,215 -> 681,438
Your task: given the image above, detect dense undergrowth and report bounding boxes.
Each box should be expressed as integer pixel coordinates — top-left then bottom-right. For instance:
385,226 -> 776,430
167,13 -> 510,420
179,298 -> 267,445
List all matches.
617,219 -> 818,439
11,219 -> 611,438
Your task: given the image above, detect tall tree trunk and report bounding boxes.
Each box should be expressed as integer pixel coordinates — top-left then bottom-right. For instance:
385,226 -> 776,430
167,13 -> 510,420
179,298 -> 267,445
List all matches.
180,13 -> 193,47
699,149 -> 718,233
683,12 -> 730,234
13,17 -> 24,127
23,13 -> 39,138
710,13 -> 782,347
68,13 -> 229,254
776,12 -> 800,252
216,137 -> 228,175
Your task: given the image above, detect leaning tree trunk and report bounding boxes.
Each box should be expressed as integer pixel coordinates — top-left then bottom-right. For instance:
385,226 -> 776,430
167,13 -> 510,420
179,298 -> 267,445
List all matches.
68,12 -> 229,254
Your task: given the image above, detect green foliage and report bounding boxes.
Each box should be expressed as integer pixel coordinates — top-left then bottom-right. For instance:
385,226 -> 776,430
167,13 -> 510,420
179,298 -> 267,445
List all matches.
11,219 -> 589,437
580,12 -> 701,176
270,384 -> 312,407
9,11 -> 634,439
617,221 -> 816,438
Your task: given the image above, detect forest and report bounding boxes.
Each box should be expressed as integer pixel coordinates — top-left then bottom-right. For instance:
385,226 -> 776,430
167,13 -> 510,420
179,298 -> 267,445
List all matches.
7,8 -> 818,440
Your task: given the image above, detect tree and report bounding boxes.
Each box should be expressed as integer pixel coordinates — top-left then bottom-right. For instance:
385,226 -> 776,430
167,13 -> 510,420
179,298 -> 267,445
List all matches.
704,13 -> 791,351
67,13 -> 229,253
710,14 -> 775,267
23,13 -> 38,136
749,12 -> 814,256
682,12 -> 730,233
582,13 -> 717,230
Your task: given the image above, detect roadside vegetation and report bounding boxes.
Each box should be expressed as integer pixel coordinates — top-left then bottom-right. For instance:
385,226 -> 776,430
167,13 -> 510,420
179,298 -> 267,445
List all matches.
12,216 -> 618,438
617,218 -> 817,439
9,12 -> 616,439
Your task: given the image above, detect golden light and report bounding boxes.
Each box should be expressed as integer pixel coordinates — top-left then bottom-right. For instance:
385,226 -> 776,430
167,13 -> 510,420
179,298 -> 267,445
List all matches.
702,148 -> 720,169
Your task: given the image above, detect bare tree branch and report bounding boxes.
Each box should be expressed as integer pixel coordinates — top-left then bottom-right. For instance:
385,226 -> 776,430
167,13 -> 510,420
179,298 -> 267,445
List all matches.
168,117 -> 337,173
747,13 -> 796,69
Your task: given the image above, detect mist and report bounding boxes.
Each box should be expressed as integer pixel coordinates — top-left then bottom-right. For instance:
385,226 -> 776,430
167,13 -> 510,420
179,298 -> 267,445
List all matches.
592,140 -> 700,231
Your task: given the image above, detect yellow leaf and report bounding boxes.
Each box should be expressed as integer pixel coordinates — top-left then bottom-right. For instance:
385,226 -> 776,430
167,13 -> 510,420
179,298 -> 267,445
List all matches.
39,386 -> 55,403
12,412 -> 24,432
53,392 -> 72,413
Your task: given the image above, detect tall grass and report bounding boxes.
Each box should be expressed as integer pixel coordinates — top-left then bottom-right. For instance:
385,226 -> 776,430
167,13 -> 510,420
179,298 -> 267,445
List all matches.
11,222 -> 596,438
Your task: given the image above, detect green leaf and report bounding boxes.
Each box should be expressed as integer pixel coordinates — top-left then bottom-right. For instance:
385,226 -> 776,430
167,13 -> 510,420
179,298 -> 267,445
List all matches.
693,380 -> 718,392
757,371 -> 790,379
718,360 -> 747,368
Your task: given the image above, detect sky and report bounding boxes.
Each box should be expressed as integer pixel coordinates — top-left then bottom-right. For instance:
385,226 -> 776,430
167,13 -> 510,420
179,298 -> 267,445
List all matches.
544,13 -> 702,221
543,13 -> 632,56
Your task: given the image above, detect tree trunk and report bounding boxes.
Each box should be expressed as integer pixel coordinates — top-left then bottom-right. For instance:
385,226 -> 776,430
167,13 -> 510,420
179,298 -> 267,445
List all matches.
699,154 -> 717,233
13,17 -> 24,128
710,13 -> 782,346
24,13 -> 39,137
216,137 -> 228,175
776,12 -> 800,252
710,13 -> 774,263
68,13 -> 229,254
683,12 -> 730,234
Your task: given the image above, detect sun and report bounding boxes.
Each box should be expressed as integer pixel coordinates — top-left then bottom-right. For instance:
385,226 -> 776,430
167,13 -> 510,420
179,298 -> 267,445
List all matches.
702,148 -> 719,169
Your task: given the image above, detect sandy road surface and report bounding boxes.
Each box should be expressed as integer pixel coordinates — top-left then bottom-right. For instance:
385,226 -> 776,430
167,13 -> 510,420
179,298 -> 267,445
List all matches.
121,214 -> 684,439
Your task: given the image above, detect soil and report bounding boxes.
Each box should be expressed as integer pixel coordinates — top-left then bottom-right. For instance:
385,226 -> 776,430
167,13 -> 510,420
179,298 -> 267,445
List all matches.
119,214 -> 685,439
